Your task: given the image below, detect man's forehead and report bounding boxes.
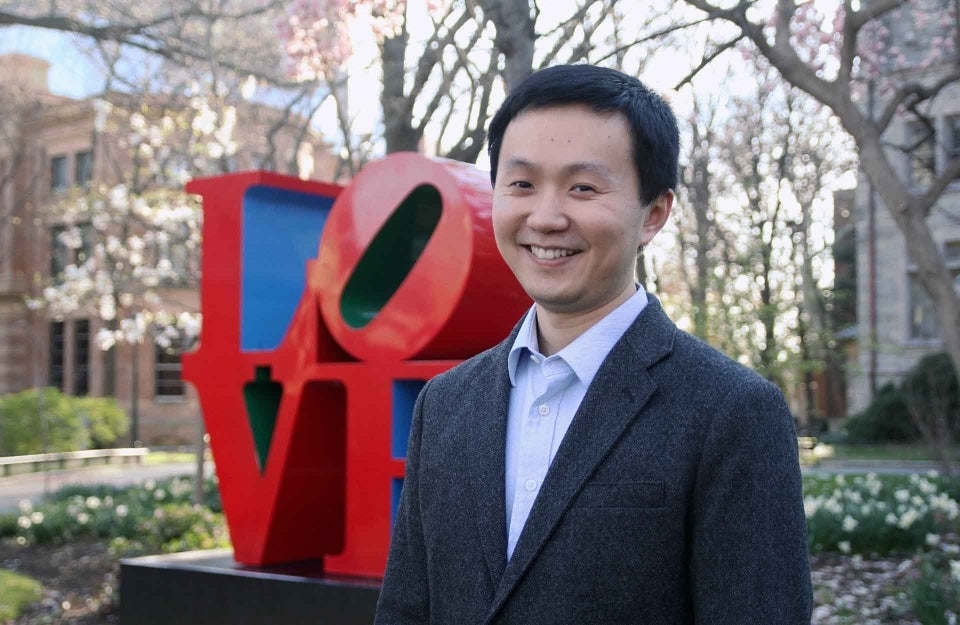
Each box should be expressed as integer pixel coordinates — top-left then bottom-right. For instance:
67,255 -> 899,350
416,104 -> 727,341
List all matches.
500,156 -> 616,180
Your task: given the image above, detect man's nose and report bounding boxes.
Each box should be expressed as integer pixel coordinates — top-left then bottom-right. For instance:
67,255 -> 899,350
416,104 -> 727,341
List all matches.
526,190 -> 568,232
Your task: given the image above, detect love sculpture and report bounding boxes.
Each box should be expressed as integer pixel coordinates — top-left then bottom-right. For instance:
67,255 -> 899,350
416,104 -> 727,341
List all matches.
181,153 -> 530,579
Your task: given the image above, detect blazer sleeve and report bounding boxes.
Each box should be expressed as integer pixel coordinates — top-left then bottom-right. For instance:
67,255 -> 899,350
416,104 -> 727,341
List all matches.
374,380 -> 432,625
690,378 -> 812,623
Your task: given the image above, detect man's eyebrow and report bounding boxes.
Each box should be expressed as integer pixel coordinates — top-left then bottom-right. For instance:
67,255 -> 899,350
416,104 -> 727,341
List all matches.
561,161 -> 615,181
501,157 -> 536,171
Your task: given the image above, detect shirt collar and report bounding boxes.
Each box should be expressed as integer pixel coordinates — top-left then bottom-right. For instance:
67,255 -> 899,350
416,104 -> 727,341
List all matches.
507,287 -> 648,387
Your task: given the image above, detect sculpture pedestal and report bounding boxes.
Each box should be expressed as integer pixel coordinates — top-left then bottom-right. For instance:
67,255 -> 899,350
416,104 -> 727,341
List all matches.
120,550 -> 380,625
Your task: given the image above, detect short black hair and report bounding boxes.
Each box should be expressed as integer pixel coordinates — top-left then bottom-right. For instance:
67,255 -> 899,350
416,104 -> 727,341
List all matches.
487,64 -> 679,205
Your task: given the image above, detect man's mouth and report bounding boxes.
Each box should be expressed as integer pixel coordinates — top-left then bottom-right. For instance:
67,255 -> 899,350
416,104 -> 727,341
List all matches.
527,245 -> 581,260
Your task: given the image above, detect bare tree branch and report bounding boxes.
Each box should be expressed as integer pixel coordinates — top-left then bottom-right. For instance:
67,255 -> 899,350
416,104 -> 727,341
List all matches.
537,0 -> 602,68
877,71 -> 960,133
674,36 -> 744,90
591,15 -> 714,66
846,0 -> 908,32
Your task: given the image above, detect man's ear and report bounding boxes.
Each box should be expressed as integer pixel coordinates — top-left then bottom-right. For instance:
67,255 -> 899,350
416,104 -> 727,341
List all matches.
639,190 -> 674,247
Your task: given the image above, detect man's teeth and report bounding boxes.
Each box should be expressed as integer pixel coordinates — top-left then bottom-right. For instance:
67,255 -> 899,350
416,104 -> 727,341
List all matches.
529,245 -> 578,260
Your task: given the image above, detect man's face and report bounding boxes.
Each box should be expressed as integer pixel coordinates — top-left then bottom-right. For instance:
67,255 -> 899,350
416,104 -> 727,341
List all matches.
492,104 -> 666,317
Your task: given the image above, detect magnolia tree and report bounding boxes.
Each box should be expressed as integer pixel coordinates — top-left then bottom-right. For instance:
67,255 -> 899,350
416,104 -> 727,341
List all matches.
677,0 -> 960,390
278,0 -> 678,166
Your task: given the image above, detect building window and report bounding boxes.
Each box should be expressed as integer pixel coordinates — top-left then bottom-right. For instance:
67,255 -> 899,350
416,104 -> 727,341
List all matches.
155,342 -> 185,399
51,155 -> 68,191
910,269 -> 960,339
907,120 -> 936,188
49,321 -> 65,390
73,320 -> 90,396
50,225 -> 70,280
75,150 -> 93,188
945,240 -> 960,263
102,347 -> 116,396
909,275 -> 939,340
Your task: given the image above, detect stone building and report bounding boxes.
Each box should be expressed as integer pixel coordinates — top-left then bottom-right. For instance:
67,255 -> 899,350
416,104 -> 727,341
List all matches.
0,53 -> 339,444
850,75 -> 960,413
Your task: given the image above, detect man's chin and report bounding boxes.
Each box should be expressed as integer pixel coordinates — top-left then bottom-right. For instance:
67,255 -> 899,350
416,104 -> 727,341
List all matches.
530,292 -> 587,315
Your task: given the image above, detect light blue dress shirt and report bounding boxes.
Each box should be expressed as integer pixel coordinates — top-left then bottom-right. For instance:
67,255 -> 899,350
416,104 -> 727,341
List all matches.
504,287 -> 648,559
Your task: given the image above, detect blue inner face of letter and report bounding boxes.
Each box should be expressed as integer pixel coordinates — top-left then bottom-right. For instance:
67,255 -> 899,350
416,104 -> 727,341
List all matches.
241,185 -> 334,351
391,380 -> 426,528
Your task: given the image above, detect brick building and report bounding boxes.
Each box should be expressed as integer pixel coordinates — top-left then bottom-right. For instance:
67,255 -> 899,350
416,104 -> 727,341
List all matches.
0,53 -> 339,444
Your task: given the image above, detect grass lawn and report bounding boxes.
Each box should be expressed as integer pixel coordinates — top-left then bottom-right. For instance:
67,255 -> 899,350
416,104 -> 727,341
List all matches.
816,443 -> 959,462
143,450 -> 207,465
0,569 -> 43,621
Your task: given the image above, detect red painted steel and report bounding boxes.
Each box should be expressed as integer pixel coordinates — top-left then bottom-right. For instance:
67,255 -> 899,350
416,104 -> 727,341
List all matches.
182,156 -> 530,578
314,152 -> 530,362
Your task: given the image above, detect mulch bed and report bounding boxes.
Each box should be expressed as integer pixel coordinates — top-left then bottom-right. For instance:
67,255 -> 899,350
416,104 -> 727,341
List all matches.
0,539 -> 118,624
0,539 -> 936,624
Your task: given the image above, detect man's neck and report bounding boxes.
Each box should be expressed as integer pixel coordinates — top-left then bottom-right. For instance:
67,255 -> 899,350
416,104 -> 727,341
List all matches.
535,286 -> 637,356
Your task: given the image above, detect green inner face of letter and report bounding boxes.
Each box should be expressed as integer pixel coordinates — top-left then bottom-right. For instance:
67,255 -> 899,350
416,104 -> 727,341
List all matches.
340,184 -> 442,329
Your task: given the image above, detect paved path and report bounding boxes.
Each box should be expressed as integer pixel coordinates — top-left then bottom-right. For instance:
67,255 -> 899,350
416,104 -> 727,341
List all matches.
803,459 -> 945,477
0,462 -> 207,513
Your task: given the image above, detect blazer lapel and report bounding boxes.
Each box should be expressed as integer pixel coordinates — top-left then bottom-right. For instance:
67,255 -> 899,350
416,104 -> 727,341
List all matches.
484,299 -> 677,624
465,323 -> 524,590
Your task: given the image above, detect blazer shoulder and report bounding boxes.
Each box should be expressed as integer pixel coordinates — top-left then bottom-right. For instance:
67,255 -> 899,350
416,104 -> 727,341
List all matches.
424,337 -> 508,396
664,328 -> 785,404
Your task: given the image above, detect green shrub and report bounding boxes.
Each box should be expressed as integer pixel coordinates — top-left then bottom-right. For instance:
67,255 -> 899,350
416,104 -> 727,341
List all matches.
911,550 -> 960,625
0,570 -> 43,621
0,387 -> 88,454
844,383 -> 920,444
75,396 -> 128,448
0,388 -> 129,455
903,353 -> 960,443
0,512 -> 17,538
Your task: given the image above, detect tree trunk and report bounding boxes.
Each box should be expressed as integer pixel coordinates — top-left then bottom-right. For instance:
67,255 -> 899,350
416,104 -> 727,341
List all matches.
478,0 -> 536,92
679,102 -> 715,341
380,30 -> 421,153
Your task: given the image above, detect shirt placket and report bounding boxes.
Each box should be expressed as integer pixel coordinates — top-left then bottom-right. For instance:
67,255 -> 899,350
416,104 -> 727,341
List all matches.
507,357 -> 574,556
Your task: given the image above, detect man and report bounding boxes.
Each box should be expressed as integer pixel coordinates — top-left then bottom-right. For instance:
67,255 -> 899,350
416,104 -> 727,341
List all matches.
375,64 -> 811,624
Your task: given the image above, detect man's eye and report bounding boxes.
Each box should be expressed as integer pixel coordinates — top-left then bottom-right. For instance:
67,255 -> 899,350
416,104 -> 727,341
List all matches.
509,180 -> 533,189
571,184 -> 596,193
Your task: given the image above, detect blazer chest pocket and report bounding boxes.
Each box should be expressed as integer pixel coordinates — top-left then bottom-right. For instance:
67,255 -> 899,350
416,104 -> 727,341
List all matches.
573,480 -> 665,509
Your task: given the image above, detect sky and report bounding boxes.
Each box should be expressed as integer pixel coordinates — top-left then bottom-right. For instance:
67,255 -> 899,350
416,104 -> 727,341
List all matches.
0,26 -> 104,98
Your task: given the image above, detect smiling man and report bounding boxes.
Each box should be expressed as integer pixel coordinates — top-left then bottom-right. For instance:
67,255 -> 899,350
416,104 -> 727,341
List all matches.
375,64 -> 812,625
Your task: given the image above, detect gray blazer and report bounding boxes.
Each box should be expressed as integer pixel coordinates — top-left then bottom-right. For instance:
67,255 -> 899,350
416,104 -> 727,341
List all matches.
376,297 -> 812,624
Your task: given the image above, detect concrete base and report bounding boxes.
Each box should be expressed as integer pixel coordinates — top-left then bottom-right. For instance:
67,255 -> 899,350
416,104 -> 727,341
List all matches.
120,549 -> 380,625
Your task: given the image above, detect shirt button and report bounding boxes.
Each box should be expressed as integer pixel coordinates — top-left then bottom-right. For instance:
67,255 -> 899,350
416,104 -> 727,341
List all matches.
524,478 -> 538,491
538,404 -> 550,416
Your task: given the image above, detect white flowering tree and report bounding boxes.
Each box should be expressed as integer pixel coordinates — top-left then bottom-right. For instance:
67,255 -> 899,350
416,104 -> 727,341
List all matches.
22,83 -> 261,448
35,183 -> 202,352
